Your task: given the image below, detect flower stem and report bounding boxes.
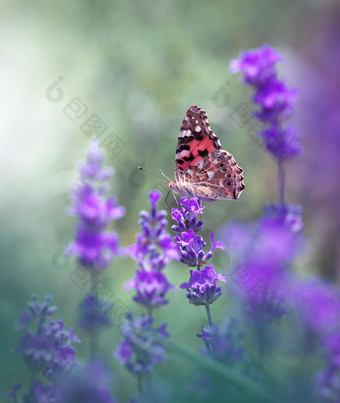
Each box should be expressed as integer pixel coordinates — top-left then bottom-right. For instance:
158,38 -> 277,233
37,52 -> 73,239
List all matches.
137,374 -> 143,394
89,273 -> 100,356
26,370 -> 37,400
91,272 -> 98,295
30,371 -> 36,388
90,332 -> 99,357
278,161 -> 285,205
205,303 -> 213,326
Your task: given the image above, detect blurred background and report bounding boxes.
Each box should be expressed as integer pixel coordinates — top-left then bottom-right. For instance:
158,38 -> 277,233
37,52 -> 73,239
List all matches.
1,0 -> 339,401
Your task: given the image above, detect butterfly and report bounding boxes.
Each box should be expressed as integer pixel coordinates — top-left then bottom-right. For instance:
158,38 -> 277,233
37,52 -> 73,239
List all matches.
168,106 -> 245,202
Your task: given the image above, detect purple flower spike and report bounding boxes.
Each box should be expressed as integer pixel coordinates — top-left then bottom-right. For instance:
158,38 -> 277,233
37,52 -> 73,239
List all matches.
79,140 -> 113,182
172,197 -> 224,268
128,190 -> 178,273
230,45 -> 282,85
172,197 -> 227,310
69,185 -> 125,229
126,190 -> 176,311
149,190 -> 161,209
263,203 -> 303,232
67,226 -> 119,271
4,382 -> 21,403
231,45 -> 302,163
315,365 -> 340,403
171,197 -> 204,233
125,269 -> 176,309
114,312 -> 168,375
14,295 -> 81,381
260,126 -> 301,162
254,80 -> 298,122
32,381 -> 62,403
180,266 -> 226,306
78,294 -> 113,333
174,230 -> 224,268
59,359 -> 117,403
67,140 -> 125,272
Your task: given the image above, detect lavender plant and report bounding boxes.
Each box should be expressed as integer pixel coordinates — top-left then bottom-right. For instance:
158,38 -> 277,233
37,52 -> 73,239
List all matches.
229,45 -> 304,321
114,190 -> 177,393
224,45 -> 340,401
231,45 -> 301,203
67,140 -> 125,354
5,295 -> 81,403
58,359 -> 117,403
125,190 -> 177,314
171,197 -> 226,327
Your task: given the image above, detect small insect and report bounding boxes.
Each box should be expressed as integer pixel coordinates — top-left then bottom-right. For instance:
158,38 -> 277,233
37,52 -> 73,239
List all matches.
167,105 -> 245,202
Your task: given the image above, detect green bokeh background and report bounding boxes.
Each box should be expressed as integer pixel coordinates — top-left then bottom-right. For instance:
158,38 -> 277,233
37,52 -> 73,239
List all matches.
1,1 -> 339,401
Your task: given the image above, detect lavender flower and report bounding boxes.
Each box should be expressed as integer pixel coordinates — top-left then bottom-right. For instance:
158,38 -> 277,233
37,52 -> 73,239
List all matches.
323,333 -> 340,368
230,45 -> 282,85
221,205 -> 303,327
14,294 -> 57,330
5,296 -> 81,403
290,280 -> 340,335
254,79 -> 298,123
58,359 -> 117,403
172,197 -> 224,268
14,295 -> 81,381
231,45 -> 301,163
114,312 -> 168,375
180,266 -> 226,306
295,19 -> 340,278
4,383 -> 21,403
171,197 -> 204,233
262,203 -> 303,233
172,197 -> 226,328
125,269 -> 175,309
127,190 -> 177,310
31,381 -> 62,403
117,192 -> 172,390
315,366 -> 340,403
307,292 -> 340,402
260,125 -> 301,162
78,294 -> 113,333
174,230 -> 224,268
223,204 -> 302,288
129,190 -> 178,272
67,140 -> 125,271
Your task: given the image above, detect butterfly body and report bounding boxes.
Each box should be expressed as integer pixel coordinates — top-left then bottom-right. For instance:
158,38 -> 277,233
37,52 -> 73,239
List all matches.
168,106 -> 245,201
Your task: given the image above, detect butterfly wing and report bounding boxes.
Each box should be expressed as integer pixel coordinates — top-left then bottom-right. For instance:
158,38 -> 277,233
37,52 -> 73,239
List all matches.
175,105 -> 221,181
174,106 -> 245,201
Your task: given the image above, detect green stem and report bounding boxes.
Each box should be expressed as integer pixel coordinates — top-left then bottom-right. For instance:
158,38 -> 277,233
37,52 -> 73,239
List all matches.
205,303 -> 213,326
90,273 -> 99,356
91,272 -> 98,295
137,374 -> 143,394
163,338 -> 283,402
30,370 -> 36,387
26,370 -> 37,401
278,161 -> 285,205
90,332 -> 99,357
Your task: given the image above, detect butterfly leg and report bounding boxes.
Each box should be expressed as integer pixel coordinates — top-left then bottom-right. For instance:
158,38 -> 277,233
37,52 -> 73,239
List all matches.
165,189 -> 179,212
164,190 -> 172,211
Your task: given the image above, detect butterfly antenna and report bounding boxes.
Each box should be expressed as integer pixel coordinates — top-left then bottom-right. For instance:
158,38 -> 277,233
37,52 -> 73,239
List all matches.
138,166 -> 164,180
159,170 -> 172,182
159,169 -> 180,208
